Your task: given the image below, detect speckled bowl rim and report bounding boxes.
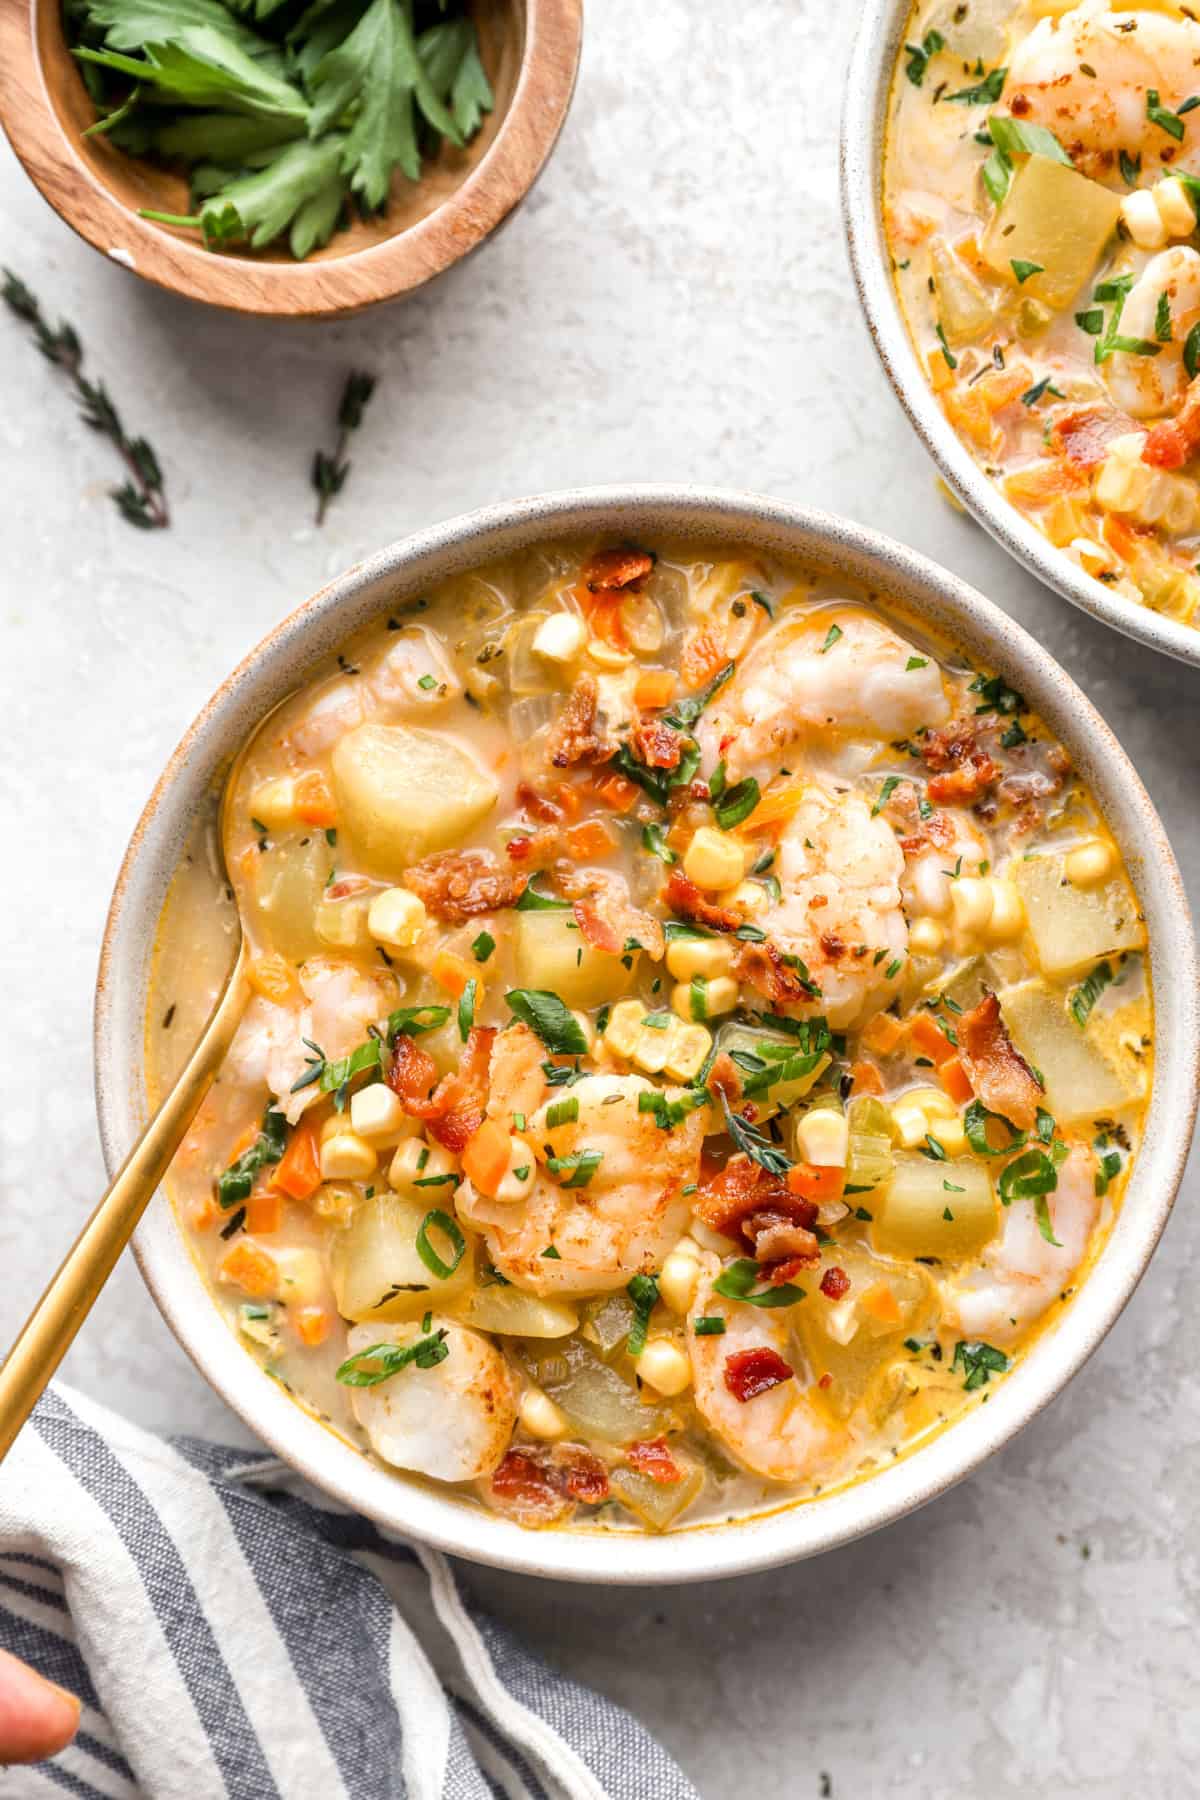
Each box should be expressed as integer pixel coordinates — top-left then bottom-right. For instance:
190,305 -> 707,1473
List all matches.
94,486 -> 1199,1584
840,0 -> 1200,670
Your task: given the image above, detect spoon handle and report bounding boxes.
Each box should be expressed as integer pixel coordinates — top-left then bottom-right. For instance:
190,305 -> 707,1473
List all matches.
0,951 -> 249,1461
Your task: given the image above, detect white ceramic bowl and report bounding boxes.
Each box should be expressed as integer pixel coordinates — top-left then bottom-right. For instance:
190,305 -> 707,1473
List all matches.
841,0 -> 1200,670
94,488 -> 1199,1583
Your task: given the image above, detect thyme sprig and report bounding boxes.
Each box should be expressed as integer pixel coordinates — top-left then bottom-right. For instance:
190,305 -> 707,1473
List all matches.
313,369 -> 377,525
2,269 -> 169,529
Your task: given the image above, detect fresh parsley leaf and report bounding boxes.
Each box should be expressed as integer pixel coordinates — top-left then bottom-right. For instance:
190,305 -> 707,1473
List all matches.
952,1339 -> 1008,1390
1069,960 -> 1113,1028
505,989 -> 589,1055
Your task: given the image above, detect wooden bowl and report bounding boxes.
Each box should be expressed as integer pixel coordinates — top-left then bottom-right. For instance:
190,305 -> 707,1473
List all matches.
0,0 -> 582,318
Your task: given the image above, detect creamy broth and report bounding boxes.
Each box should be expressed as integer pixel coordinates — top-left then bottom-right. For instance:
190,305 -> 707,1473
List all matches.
884,0 -> 1200,631
148,539 -> 1151,1533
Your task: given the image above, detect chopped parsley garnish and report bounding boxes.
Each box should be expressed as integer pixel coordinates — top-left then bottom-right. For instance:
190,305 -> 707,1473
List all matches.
505,989 -> 589,1055
1011,258 -> 1043,285
336,1330 -> 449,1387
969,670 -> 1026,716
1069,960 -> 1113,1028
904,27 -> 944,86
905,655 -> 928,671
546,1150 -> 603,1187
625,1272 -> 660,1357
471,930 -> 495,962
952,1339 -> 1008,1391
1156,292 -> 1173,343
714,777 -> 761,831
457,977 -> 477,1041
1147,88 -> 1186,141
872,775 -> 900,816
664,661 -> 736,732
712,1258 -> 805,1309
515,880 -> 571,913
819,623 -> 843,654
216,1106 -> 287,1207
943,65 -> 1007,107
642,822 -> 677,864
693,1316 -> 727,1336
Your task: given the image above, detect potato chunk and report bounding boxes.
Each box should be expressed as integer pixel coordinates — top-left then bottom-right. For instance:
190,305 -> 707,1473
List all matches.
1013,852 -> 1145,977
515,910 -> 634,1009
331,1192 -> 472,1322
872,1154 -> 997,1261
982,157 -> 1120,310
331,722 -> 497,875
253,833 -> 331,961
998,978 -> 1144,1124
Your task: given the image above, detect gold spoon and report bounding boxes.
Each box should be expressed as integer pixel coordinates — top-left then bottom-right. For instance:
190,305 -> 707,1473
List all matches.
0,700 -> 285,1460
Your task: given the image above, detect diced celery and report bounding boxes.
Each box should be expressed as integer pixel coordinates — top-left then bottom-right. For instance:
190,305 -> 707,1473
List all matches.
523,1337 -> 670,1445
845,1095 -> 895,1192
609,1460 -> 705,1531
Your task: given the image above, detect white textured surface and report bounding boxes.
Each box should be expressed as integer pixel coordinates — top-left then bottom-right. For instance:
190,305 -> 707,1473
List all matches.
1,3 -> 1198,1794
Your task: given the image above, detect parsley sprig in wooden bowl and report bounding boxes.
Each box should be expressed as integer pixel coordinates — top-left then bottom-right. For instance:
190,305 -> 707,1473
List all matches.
0,0 -> 581,317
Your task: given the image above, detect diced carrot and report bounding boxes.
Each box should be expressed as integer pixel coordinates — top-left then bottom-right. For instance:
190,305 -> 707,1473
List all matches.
432,950 -> 477,998
293,1305 -> 333,1348
462,1119 -> 512,1197
248,953 -> 298,1006
554,781 -> 583,819
1003,458 -> 1088,508
189,1195 -> 220,1233
861,1012 -> 904,1056
909,1013 -> 958,1068
848,1060 -> 884,1096
943,386 -> 994,451
927,349 -> 954,394
593,773 -> 639,813
939,1055 -> 975,1106
679,625 -> 728,688
293,768 -> 337,828
227,1121 -> 260,1162
271,1120 -> 322,1202
565,820 -> 616,860
634,671 -> 678,710
860,1282 -> 902,1327
786,1162 -> 846,1203
737,779 -> 807,836
980,366 -> 1031,413
219,1240 -> 278,1299
246,1189 -> 283,1234
574,583 -> 627,648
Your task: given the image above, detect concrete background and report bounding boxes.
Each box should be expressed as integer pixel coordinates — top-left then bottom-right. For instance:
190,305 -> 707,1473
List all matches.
2,2 -> 1197,1794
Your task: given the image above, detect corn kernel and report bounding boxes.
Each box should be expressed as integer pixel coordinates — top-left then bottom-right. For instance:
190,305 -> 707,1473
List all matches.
795,1109 -> 849,1167
950,876 -> 994,937
273,1246 -> 324,1307
683,826 -> 746,891
665,936 -> 735,982
319,1131 -> 378,1181
927,1116 -> 967,1157
519,1388 -> 567,1439
728,880 -> 770,917
909,918 -> 946,956
983,877 -> 1025,943
1121,188 -> 1168,251
388,1137 -> 459,1199
637,1338 -> 692,1397
633,1017 -> 673,1073
663,1022 -> 713,1083
532,613 -> 587,663
908,1085 -> 957,1120
671,976 -> 738,1023
605,999 -> 647,1059
368,887 -> 427,949
1155,176 -> 1196,238
248,777 -> 297,830
659,1244 -> 702,1313
890,1101 -> 930,1148
350,1085 -> 418,1144
587,639 -> 634,670
1065,839 -> 1114,888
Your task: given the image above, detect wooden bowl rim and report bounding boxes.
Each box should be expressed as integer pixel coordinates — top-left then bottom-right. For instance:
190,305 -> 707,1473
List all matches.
0,0 -> 582,318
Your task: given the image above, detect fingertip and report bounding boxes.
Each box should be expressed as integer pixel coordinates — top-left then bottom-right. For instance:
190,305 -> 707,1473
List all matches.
0,1647 -> 82,1763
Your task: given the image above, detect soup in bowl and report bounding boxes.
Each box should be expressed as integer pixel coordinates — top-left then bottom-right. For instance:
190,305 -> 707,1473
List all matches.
98,492 -> 1198,1581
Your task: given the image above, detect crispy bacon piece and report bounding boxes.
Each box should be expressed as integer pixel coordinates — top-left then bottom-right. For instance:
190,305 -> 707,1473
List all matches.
724,1347 -> 795,1404
921,714 -> 1002,807
1142,374 -> 1200,470
820,1266 -> 851,1301
732,939 -> 812,1008
487,1444 -> 609,1526
545,674 -> 613,768
582,547 -> 653,591
558,867 -> 666,961
505,828 -> 564,868
515,780 -> 565,824
324,874 -> 372,901
665,869 -> 743,933
693,1156 -> 817,1252
629,716 -> 684,770
748,1212 -> 819,1270
958,991 -> 1043,1132
1050,405 -> 1133,471
704,1051 -> 743,1108
404,849 -> 526,922
427,1026 -> 496,1153
386,1033 -> 441,1114
625,1438 -> 684,1485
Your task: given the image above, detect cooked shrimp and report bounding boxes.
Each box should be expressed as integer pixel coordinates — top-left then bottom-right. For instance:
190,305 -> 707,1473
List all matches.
284,678 -> 366,757
368,629 -> 461,710
457,1070 -> 703,1295
225,957 -> 394,1123
697,609 -> 950,783
943,1146 -> 1099,1346
687,1256 -> 845,1483
345,1319 -> 517,1482
1006,3 -> 1200,169
763,783 -> 908,1028
1104,247 -> 1200,420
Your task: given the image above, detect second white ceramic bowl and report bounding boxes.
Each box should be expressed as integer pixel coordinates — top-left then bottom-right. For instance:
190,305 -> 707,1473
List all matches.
95,488 -> 1199,1583
841,0 -> 1200,670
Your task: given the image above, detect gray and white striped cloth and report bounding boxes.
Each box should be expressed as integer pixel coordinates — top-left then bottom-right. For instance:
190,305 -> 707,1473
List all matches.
0,1384 -> 697,1800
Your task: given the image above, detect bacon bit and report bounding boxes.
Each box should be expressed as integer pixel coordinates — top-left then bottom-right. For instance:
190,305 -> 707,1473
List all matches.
680,624 -> 729,689
505,828 -> 563,868
625,1438 -> 684,1485
546,674 -> 614,769
704,1051 -> 743,1107
558,1447 -> 611,1505
898,811 -> 955,858
922,714 -> 1002,806
693,1156 -> 817,1250
928,758 -> 1002,805
629,716 -> 684,770
515,780 -> 565,825
665,868 -> 743,933
1143,374 -> 1200,470
387,1033 -> 441,1113
325,874 -> 372,901
426,1026 -> 496,1153
488,1451 -> 573,1527
818,1371 -> 833,1389
1050,405 -> 1133,471
559,867 -> 666,961
405,849 -> 527,921
733,939 -> 812,1008
958,991 -> 1043,1131
820,1266 -> 851,1301
724,1347 -> 795,1404
747,1209 -> 820,1270
582,547 -> 654,592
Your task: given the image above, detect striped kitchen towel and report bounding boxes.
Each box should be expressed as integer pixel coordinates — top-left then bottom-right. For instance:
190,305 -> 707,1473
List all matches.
0,1384 -> 697,1800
